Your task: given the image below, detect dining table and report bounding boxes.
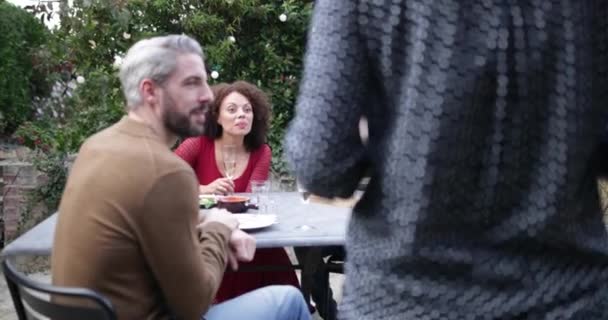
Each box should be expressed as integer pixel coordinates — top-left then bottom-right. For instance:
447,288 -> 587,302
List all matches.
1,191 -> 355,320
1,191 -> 352,258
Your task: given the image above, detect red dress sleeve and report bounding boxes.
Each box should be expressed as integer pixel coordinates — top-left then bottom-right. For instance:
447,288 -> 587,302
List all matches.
245,145 -> 271,192
174,137 -> 201,167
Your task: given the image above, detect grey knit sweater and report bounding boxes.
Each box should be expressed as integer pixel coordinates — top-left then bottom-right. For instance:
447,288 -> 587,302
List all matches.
285,1 -> 608,319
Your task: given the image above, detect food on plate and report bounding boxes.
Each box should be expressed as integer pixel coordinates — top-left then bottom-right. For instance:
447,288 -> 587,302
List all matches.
199,195 -> 217,209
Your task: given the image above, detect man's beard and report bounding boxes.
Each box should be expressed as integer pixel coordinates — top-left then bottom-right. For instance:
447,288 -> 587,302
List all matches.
161,93 -> 206,138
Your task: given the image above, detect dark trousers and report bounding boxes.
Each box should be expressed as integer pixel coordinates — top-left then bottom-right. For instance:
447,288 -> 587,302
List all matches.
294,246 -> 345,320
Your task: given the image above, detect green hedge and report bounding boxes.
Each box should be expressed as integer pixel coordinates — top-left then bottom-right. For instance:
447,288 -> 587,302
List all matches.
0,0 -> 48,135
12,0 -> 313,212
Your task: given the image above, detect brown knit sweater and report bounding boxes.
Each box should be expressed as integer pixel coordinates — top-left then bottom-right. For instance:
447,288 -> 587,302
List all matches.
52,116 -> 232,320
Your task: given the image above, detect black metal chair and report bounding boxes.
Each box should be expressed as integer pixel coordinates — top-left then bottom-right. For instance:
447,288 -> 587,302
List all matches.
322,250 -> 345,320
2,259 -> 117,320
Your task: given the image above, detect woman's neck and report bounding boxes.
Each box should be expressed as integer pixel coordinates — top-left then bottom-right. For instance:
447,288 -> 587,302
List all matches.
217,134 -> 246,152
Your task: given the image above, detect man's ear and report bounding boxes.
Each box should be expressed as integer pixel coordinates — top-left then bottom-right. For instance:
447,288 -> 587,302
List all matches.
140,79 -> 159,105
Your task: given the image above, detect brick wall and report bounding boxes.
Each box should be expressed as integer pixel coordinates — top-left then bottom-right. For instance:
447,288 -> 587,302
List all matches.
0,145 -> 45,244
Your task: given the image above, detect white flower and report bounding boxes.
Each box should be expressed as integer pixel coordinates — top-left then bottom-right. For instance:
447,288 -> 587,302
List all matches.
123,32 -> 131,39
211,71 -> 219,79
228,36 -> 236,43
76,76 -> 86,84
113,56 -> 123,69
279,13 -> 287,22
88,40 -> 96,49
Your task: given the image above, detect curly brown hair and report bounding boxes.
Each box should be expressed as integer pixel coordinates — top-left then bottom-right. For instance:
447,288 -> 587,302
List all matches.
203,81 -> 271,152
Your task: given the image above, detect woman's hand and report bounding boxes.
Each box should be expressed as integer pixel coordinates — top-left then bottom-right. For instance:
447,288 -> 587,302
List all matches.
200,178 -> 235,195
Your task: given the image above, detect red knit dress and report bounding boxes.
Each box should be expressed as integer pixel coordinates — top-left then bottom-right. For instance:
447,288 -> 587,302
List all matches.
175,136 -> 300,302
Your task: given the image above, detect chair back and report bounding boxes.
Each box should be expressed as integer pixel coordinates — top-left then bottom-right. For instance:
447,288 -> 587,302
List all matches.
2,259 -> 117,320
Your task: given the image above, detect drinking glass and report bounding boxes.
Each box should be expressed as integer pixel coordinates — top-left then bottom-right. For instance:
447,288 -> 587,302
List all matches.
296,181 -> 311,204
294,181 -> 315,231
222,145 -> 237,180
250,180 -> 271,214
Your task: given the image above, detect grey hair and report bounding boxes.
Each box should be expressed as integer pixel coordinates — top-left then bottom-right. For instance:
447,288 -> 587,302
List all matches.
119,34 -> 204,109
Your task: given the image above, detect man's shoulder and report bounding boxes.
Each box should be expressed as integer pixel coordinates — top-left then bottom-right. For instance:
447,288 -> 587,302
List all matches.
77,122 -> 193,178
139,142 -> 195,179
81,121 -> 119,144
153,147 -> 195,174
79,120 -> 128,153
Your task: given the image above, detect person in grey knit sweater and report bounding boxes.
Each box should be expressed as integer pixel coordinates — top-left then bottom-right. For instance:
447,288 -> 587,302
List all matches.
286,1 -> 608,319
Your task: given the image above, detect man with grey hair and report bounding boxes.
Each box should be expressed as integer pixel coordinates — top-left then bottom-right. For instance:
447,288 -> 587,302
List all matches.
52,34 -> 310,320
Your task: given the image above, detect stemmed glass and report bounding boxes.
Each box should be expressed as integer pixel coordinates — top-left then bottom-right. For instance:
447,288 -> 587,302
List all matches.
222,145 -> 237,180
297,181 -> 311,204
295,181 -> 315,231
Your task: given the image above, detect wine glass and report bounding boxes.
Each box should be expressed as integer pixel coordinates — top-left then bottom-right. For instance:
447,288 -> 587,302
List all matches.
296,181 -> 311,204
294,180 -> 315,231
222,145 -> 237,180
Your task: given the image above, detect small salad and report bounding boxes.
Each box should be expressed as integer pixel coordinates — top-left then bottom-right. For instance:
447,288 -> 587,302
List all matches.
199,195 -> 217,209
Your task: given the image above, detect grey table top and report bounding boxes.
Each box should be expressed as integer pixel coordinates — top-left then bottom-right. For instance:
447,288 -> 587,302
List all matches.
1,192 -> 351,258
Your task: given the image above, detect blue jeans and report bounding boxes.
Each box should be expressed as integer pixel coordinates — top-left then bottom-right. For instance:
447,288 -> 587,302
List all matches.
204,285 -> 311,320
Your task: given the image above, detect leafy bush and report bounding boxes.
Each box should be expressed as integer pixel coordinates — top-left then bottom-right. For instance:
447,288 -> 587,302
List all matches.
13,0 -> 313,211
0,0 -> 49,135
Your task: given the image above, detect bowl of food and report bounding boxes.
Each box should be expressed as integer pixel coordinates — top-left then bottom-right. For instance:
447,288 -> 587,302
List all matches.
216,195 -> 251,213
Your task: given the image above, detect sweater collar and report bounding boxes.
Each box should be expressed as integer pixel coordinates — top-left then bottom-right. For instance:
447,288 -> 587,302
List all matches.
115,116 -> 164,142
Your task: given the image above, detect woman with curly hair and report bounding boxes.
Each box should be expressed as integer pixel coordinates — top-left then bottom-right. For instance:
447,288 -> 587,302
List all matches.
175,80 -> 300,303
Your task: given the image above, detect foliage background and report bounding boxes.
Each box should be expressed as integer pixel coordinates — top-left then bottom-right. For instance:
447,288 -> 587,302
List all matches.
0,0 -> 49,135
10,0 -> 313,212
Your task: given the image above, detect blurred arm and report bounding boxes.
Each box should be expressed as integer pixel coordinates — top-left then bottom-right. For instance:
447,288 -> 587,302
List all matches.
138,170 -> 231,319
285,0 -> 369,198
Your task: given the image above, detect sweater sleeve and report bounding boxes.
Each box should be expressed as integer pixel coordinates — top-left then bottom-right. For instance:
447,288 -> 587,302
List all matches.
137,169 -> 231,320
285,0 -> 369,198
175,137 -> 201,168
246,145 -> 271,192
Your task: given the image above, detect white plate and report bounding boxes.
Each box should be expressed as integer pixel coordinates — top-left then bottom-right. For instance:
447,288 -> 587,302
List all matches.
236,214 -> 277,231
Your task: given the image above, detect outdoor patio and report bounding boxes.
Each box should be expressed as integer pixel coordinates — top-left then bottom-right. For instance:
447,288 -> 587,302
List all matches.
0,253 -> 345,320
